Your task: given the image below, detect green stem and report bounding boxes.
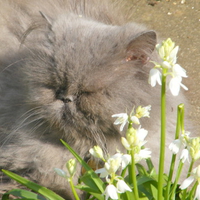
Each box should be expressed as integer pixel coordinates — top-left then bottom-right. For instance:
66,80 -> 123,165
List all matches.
179,104 -> 185,132
187,159 -> 194,177
165,104 -> 183,200
157,71 -> 167,200
121,165 -> 128,178
130,150 -> 139,200
182,159 -> 195,200
165,154 -> 176,199
189,181 -> 198,200
169,160 -> 184,200
68,177 -> 80,200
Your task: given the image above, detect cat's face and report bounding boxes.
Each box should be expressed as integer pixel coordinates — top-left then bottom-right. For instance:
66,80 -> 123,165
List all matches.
22,14 -> 157,145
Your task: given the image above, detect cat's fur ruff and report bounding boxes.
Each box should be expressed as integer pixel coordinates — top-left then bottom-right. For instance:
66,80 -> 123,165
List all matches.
0,0 -> 187,199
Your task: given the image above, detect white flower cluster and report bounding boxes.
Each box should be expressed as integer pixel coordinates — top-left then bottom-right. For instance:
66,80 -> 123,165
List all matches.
121,126 -> 151,163
169,132 -> 200,199
89,147 -> 132,200
148,38 -> 188,96
112,105 -> 151,131
169,132 -> 200,163
112,106 -> 151,163
89,106 -> 152,199
180,165 -> 200,200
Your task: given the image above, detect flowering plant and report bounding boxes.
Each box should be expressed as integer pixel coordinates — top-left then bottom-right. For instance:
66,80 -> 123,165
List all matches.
2,39 -> 200,200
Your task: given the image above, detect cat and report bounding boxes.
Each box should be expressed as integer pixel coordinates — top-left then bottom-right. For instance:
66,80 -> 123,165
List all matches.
0,0 -> 188,199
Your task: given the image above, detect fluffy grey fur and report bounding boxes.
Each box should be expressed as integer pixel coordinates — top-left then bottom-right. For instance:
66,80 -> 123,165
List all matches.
0,0 -> 187,199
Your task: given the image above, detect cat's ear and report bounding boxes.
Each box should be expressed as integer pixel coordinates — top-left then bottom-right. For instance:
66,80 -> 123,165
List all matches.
39,11 -> 53,26
125,31 -> 157,64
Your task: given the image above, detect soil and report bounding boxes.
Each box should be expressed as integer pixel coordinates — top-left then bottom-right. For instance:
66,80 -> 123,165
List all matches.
130,0 -> 200,131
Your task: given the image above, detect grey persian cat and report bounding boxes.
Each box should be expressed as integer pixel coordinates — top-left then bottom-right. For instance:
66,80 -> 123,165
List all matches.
0,0 -> 187,199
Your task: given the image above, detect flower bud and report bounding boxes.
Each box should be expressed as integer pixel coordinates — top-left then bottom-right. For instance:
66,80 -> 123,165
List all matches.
126,127 -> 137,146
189,137 -> 200,161
66,158 -> 77,177
89,145 -> 105,160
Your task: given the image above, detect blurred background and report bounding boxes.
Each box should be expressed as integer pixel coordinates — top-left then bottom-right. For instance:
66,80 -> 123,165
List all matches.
129,0 -> 200,131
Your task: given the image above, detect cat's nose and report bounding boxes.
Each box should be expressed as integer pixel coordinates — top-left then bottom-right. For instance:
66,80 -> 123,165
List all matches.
61,95 -> 74,103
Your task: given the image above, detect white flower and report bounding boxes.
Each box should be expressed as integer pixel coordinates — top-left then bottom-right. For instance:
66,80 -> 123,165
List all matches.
135,105 -> 151,118
137,126 -> 148,142
134,148 -> 152,163
162,61 -> 172,69
168,45 -> 179,65
168,76 -> 188,96
195,184 -> 200,200
120,154 -> 131,170
122,126 -> 148,151
148,68 -> 162,87
95,167 -> 109,178
112,113 -> 128,131
180,165 -> 200,199
95,153 -> 131,178
95,154 -> 121,178
104,184 -> 118,200
130,115 -> 140,124
168,64 -> 188,96
180,176 -> 195,190
105,156 -> 122,174
169,139 -> 182,154
157,38 -> 177,62
89,146 -> 105,161
173,64 -> 187,78
150,38 -> 188,96
117,180 -> 132,193
168,76 -> 182,96
180,148 -> 189,163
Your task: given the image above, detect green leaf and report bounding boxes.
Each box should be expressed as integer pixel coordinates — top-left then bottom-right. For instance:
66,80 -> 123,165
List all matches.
60,140 -> 105,194
2,169 -> 65,200
76,185 -> 104,200
120,190 -> 135,200
138,184 -> 155,200
137,175 -> 157,186
2,189 -> 47,200
137,175 -> 159,200
136,163 -> 149,176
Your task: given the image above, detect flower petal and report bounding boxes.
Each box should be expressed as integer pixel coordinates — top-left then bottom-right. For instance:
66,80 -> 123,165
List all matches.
121,137 -> 130,150
89,146 -> 104,160
162,61 -> 172,69
169,77 -> 181,96
105,184 -> 118,200
180,82 -> 188,91
130,116 -> 140,124
117,180 -> 132,193
148,68 -> 162,87
137,126 -> 148,142
180,149 -> 189,163
95,168 -> 109,178
112,113 -> 128,131
194,184 -> 200,200
169,139 -> 181,154
169,46 -> 179,64
173,64 -> 187,78
135,148 -> 151,163
179,176 -> 195,190
121,154 -> 131,169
